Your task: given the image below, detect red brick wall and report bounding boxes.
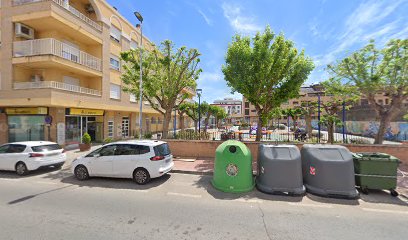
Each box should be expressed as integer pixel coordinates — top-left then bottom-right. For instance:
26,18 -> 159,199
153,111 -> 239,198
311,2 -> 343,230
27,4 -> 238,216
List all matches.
166,140 -> 408,166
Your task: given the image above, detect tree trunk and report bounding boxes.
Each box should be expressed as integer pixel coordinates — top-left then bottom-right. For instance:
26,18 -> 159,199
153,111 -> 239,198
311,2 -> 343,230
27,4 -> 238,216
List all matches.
179,114 -> 185,131
161,110 -> 172,139
327,122 -> 334,144
375,114 -> 392,144
194,121 -> 198,132
305,115 -> 313,138
256,115 -> 263,142
204,116 -> 210,133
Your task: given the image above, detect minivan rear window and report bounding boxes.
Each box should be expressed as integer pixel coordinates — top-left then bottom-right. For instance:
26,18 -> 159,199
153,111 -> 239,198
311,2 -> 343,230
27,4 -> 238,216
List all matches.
31,144 -> 62,152
154,143 -> 171,156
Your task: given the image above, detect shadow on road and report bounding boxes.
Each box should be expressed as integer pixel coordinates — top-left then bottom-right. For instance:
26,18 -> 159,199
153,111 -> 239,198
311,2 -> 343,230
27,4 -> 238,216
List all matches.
40,169 -> 171,191
357,189 -> 408,206
0,166 -> 63,179
8,185 -> 73,205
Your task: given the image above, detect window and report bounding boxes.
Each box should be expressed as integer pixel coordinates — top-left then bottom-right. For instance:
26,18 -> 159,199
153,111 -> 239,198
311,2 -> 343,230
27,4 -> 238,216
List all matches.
86,147 -> 103,157
361,99 -> 369,105
293,101 -> 299,105
31,144 -> 61,152
110,25 -> 121,43
63,76 -> 80,86
385,98 -> 389,105
5,144 -> 26,153
122,117 -> 129,138
130,40 -> 138,50
138,145 -> 150,154
108,121 -> 114,138
110,84 -> 121,99
115,144 -> 139,155
154,143 -> 171,156
130,94 -> 137,103
99,145 -> 117,156
0,145 -> 9,153
251,109 -> 256,113
151,117 -> 156,124
378,99 -> 384,105
110,56 -> 120,71
245,102 -> 249,108
245,109 -> 250,115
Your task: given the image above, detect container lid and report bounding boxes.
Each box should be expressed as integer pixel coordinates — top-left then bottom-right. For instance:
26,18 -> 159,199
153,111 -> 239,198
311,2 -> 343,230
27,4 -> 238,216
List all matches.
353,152 -> 400,162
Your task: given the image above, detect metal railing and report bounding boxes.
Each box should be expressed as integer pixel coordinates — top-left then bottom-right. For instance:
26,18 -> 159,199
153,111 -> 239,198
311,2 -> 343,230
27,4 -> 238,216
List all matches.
12,0 -> 102,32
13,38 -> 102,71
14,81 -> 102,96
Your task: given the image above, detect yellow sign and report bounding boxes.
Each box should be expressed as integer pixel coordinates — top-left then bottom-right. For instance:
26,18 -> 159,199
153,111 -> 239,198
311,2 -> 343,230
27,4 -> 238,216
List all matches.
6,107 -> 48,115
69,108 -> 104,116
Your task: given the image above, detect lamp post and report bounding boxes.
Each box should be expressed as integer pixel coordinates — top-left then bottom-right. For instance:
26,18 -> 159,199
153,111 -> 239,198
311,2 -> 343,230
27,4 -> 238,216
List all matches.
134,11 -> 143,139
197,89 -> 202,133
317,93 -> 321,143
342,101 -> 346,143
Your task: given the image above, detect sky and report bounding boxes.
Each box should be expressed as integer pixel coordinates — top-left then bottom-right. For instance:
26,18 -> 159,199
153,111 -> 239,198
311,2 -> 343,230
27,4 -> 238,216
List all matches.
107,0 -> 408,103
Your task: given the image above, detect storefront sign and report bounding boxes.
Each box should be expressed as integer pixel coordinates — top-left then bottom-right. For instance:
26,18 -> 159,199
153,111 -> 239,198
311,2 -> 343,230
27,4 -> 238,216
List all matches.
6,107 -> 48,115
69,108 -> 104,116
57,123 -> 65,145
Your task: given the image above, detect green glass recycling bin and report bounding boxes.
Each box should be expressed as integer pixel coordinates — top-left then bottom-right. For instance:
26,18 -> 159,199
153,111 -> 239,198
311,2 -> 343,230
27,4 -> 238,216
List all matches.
212,140 -> 254,193
353,152 -> 400,196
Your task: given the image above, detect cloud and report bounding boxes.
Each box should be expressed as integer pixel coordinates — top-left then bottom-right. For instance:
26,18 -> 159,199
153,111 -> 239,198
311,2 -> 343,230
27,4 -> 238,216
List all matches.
198,71 -> 224,84
197,8 -> 212,26
221,2 -> 262,34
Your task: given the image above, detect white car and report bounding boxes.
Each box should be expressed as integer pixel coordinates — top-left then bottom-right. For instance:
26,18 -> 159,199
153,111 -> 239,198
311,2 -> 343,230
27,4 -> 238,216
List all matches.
0,141 -> 66,175
71,140 -> 174,185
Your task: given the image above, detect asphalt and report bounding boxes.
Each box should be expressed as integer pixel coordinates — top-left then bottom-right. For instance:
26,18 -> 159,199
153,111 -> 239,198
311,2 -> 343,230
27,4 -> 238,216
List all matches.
0,166 -> 407,240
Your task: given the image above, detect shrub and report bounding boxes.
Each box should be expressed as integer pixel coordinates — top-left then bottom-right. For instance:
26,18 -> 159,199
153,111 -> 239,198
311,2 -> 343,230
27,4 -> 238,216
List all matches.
175,130 -> 210,140
82,132 -> 91,144
103,138 -> 113,143
143,132 -> 153,139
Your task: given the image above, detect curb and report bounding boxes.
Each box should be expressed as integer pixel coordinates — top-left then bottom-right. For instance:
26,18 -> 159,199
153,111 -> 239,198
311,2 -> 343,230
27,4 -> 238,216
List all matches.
171,169 -> 213,176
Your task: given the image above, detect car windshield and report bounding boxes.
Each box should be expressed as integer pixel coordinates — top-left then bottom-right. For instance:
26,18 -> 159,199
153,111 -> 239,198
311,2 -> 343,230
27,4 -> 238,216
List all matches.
154,143 -> 171,156
31,144 -> 62,152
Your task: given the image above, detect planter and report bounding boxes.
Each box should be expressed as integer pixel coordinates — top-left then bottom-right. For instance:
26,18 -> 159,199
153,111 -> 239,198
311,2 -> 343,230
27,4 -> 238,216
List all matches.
79,143 -> 91,151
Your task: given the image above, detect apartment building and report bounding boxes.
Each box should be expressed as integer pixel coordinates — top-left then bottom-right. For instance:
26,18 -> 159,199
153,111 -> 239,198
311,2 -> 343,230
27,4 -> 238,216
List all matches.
211,98 -> 242,124
0,0 -> 194,145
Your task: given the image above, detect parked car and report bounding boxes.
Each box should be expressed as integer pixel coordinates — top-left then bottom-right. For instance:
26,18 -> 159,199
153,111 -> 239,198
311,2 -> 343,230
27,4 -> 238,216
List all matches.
71,140 -> 174,185
0,141 -> 66,175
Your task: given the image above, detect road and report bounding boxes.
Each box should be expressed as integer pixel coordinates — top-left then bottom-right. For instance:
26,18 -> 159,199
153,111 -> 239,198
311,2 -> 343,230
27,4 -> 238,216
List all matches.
0,167 -> 407,240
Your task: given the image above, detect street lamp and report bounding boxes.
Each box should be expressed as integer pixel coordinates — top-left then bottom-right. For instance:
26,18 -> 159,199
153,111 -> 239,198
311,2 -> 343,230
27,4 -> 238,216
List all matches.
197,89 -> 202,133
134,11 -> 143,139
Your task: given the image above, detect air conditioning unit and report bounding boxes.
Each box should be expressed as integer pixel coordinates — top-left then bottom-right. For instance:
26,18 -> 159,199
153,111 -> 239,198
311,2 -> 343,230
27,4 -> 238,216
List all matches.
31,74 -> 43,82
15,23 -> 34,40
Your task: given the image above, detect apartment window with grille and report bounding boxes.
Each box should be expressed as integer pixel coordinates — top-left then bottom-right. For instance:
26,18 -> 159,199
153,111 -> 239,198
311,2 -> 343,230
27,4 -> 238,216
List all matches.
130,40 -> 138,50
110,56 -> 120,71
108,121 -> 114,138
385,98 -> 389,105
110,25 -> 121,43
245,102 -> 249,108
245,109 -> 250,115
110,84 -> 121,99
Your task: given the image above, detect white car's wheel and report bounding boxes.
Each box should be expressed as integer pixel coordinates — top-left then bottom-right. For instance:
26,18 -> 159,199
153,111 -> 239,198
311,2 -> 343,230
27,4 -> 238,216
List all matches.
15,162 -> 28,176
74,165 -> 89,181
133,168 -> 150,185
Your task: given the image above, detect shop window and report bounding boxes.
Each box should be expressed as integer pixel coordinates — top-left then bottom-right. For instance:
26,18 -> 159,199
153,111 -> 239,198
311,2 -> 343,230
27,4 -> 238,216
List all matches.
110,25 -> 121,43
110,56 -> 120,71
108,121 -> 114,138
110,84 -> 121,99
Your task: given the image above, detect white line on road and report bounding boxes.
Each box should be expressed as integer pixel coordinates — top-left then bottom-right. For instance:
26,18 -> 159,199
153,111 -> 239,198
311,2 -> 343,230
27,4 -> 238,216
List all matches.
288,202 -> 333,208
167,192 -> 202,198
233,198 -> 263,203
362,208 -> 408,215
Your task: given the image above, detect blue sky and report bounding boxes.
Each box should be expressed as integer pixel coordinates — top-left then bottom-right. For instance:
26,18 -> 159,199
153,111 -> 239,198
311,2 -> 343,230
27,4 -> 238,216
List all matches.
107,0 -> 408,103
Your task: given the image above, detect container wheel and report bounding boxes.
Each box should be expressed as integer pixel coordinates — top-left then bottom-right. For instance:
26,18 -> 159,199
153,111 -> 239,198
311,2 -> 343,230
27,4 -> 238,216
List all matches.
390,189 -> 399,197
360,187 -> 369,195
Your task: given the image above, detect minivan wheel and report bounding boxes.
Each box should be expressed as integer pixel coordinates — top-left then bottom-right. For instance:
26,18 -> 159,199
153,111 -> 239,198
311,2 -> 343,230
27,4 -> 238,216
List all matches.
74,165 -> 89,181
133,168 -> 150,185
15,162 -> 28,176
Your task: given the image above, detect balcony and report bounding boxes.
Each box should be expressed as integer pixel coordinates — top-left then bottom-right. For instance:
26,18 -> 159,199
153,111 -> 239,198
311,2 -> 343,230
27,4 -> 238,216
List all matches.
12,0 -> 102,32
14,81 -> 102,96
13,38 -> 102,72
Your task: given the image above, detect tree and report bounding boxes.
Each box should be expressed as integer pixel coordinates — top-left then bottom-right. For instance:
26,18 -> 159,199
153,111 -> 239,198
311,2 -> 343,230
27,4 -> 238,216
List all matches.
404,114 -> 408,121
282,108 -> 302,132
202,104 -> 225,132
298,102 -> 318,138
214,107 -> 228,128
320,78 -> 359,144
121,40 -> 201,138
328,39 -> 408,144
222,26 -> 314,141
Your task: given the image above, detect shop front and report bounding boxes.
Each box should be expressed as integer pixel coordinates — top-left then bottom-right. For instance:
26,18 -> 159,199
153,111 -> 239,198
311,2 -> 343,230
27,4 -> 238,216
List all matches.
6,107 -> 48,142
65,108 -> 104,143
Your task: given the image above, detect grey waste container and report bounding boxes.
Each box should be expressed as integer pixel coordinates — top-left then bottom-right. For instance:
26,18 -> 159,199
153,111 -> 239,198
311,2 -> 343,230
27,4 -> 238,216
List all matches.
256,145 -> 305,196
301,144 -> 359,199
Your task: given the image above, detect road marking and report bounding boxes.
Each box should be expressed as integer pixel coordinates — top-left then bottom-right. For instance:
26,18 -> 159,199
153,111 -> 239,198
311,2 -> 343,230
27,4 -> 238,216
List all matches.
362,208 -> 408,215
167,192 -> 202,198
288,202 -> 333,208
0,178 -> 21,182
233,198 -> 263,203
35,181 -> 59,185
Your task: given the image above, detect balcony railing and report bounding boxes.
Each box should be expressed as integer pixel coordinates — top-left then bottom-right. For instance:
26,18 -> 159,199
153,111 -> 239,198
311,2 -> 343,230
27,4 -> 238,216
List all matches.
14,81 -> 102,96
12,0 -> 102,32
13,38 -> 102,71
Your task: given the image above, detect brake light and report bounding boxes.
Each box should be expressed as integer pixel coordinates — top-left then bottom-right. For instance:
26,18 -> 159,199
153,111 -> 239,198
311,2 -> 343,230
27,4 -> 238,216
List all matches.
29,153 -> 44,158
150,156 -> 165,161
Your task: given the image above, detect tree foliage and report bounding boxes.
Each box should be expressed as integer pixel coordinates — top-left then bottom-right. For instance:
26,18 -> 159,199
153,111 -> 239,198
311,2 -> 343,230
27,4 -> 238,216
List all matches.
121,40 -> 201,138
328,39 -> 408,144
222,26 -> 314,141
